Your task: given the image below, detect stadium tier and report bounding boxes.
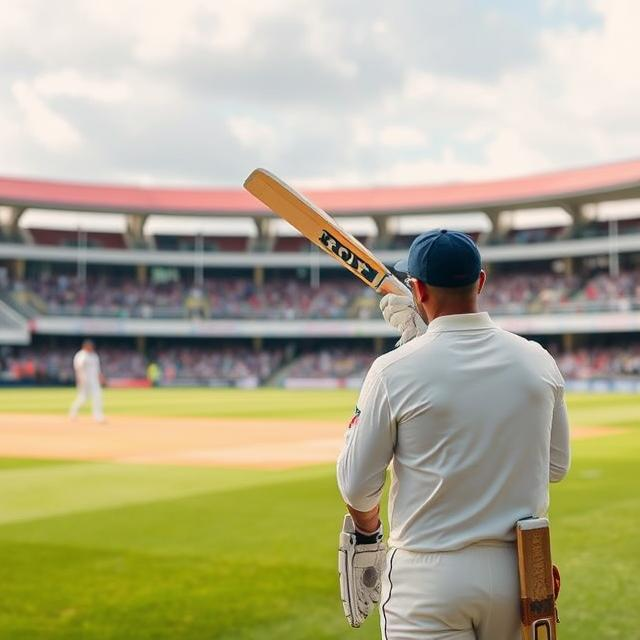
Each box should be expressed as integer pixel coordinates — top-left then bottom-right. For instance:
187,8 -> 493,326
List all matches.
26,228 -> 127,249
1,159 -> 640,388
2,269 -> 640,320
2,342 -> 640,391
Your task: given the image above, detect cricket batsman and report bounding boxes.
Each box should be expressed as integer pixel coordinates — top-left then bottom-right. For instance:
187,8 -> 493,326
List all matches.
337,230 -> 570,639
69,339 -> 106,423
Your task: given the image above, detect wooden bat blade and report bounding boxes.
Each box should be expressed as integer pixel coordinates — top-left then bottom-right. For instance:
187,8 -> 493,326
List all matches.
516,518 -> 558,640
244,168 -> 410,296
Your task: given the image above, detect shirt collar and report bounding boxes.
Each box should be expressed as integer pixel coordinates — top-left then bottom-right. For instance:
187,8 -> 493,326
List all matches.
426,312 -> 495,333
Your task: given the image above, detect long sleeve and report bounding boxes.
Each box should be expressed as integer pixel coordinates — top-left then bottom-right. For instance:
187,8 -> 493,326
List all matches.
549,384 -> 570,483
337,362 -> 396,511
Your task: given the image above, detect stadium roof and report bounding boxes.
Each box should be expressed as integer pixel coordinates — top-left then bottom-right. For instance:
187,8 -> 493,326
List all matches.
2,158 -> 640,218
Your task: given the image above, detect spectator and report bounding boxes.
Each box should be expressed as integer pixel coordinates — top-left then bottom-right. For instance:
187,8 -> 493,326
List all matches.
2,269 -> 640,320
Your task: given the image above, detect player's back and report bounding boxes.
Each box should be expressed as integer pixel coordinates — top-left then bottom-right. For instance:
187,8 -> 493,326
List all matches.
376,312 -> 566,553
73,350 -> 100,382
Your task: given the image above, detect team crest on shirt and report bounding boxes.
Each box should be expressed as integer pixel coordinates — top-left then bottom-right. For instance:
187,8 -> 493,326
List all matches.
348,406 -> 361,429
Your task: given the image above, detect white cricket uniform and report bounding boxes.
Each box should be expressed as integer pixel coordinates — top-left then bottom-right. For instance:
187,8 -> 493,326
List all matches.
337,312 -> 570,640
69,350 -> 104,421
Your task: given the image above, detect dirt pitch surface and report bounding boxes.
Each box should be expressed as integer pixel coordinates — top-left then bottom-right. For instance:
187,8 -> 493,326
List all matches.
0,414 -> 627,469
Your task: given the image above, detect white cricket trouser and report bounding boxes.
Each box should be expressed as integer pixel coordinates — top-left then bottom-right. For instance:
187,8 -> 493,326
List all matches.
69,382 -> 104,421
380,543 -> 520,640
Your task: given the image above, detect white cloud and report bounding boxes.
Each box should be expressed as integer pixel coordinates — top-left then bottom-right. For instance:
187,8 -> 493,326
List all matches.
0,0 -> 639,188
378,125 -> 427,148
227,116 -> 277,150
32,69 -> 129,103
351,118 -> 375,148
354,0 -> 640,186
403,71 -> 497,111
368,153 -> 491,186
88,0 -> 303,61
11,81 -> 82,152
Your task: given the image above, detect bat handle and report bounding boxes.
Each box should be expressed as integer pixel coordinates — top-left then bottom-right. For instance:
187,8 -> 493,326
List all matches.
377,275 -> 412,297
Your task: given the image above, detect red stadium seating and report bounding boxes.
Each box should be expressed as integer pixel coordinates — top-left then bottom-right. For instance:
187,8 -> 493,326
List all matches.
28,228 -> 126,248
273,237 -> 308,252
205,236 -> 248,252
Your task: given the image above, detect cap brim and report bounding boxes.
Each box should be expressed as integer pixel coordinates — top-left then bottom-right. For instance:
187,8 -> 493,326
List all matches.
394,258 -> 409,273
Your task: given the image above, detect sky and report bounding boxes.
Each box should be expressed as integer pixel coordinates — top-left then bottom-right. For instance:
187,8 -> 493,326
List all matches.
1,0 -> 639,195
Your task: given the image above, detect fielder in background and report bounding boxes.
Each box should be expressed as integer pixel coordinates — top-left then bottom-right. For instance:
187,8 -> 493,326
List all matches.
337,229 -> 570,640
69,339 -> 106,423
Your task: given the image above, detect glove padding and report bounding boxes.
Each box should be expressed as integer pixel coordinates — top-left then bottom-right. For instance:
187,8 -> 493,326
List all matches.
380,293 -> 427,346
338,514 -> 386,628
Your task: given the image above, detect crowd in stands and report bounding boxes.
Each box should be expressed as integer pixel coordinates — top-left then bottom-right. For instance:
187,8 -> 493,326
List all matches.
15,275 -> 184,318
555,347 -> 640,379
285,349 -> 375,379
480,272 -> 580,313
0,346 -> 146,384
200,279 -> 370,320
3,343 -> 640,385
4,274 -> 379,320
573,270 -> 640,310
0,345 -> 284,385
3,268 -> 640,320
478,269 -> 640,314
155,347 -> 284,384
280,345 -> 640,381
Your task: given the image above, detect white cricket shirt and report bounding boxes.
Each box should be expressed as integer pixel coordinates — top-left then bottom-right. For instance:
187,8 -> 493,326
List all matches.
337,312 -> 570,552
73,350 -> 101,386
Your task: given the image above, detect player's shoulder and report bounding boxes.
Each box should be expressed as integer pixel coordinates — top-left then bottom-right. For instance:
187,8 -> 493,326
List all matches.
500,328 -> 552,357
367,332 -> 437,379
498,328 -> 563,377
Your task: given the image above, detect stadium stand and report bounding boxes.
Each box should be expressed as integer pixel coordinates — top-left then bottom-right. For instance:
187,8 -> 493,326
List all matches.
555,346 -> 640,379
573,217 -> 640,238
272,237 -> 308,252
0,345 -> 284,386
153,235 -> 248,252
156,347 -> 283,385
0,346 -> 145,384
285,349 -> 375,379
506,226 -> 567,244
208,237 -> 249,252
27,229 -> 126,249
153,235 -> 198,251
3,269 -> 639,319
2,343 -> 639,387
2,159 -> 640,388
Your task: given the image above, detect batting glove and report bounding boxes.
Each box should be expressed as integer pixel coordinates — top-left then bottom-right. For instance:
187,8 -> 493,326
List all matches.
380,293 -> 427,346
338,515 -> 386,628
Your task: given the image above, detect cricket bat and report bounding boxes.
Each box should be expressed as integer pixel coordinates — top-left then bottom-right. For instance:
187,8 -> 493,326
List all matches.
243,169 -> 410,297
516,518 -> 558,640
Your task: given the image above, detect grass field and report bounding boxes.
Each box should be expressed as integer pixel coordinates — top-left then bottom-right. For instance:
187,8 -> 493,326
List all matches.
0,387 -> 359,419
0,389 -> 638,639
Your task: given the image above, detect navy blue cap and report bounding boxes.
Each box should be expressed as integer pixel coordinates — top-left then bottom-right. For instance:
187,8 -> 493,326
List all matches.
395,229 -> 481,287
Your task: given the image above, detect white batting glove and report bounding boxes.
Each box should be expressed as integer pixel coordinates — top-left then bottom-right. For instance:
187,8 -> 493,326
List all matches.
338,515 -> 386,628
380,293 -> 427,346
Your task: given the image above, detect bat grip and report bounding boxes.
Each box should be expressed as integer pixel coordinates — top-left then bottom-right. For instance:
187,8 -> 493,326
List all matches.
378,275 -> 412,297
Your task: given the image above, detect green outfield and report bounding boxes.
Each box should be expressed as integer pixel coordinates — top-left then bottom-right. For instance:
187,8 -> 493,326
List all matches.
0,387 -> 359,419
0,389 -> 638,639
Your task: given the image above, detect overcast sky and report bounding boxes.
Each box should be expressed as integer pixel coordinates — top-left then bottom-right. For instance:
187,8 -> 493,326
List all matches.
0,0 -> 638,190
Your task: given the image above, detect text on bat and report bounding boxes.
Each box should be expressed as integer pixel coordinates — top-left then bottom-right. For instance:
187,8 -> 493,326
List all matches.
319,230 -> 378,283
